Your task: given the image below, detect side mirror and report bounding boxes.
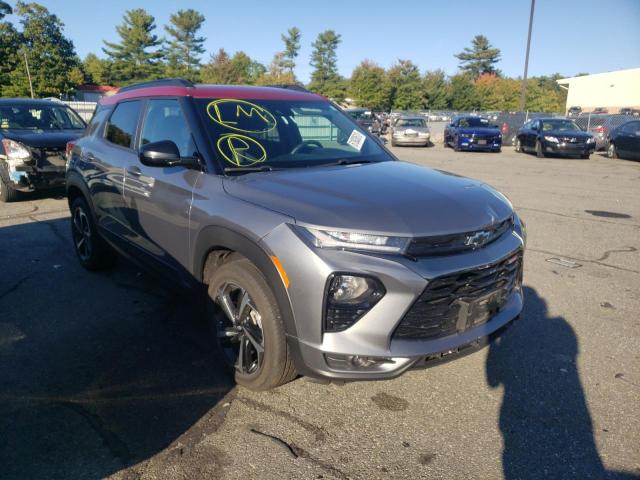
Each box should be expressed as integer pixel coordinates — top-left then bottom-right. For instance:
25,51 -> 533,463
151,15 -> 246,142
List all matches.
139,141 -> 199,169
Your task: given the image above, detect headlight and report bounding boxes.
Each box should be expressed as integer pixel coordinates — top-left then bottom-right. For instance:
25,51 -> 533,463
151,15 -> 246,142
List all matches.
586,137 -> 595,143
294,226 -> 409,254
544,136 -> 559,143
325,274 -> 386,332
1,139 -> 31,168
459,133 -> 471,138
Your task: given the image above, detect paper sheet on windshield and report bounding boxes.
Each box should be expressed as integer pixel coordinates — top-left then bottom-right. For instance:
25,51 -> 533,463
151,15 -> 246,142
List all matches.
347,129 -> 366,151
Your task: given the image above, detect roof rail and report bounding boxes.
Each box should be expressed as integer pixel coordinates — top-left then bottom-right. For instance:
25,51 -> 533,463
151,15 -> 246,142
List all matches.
117,78 -> 194,93
265,84 -> 311,93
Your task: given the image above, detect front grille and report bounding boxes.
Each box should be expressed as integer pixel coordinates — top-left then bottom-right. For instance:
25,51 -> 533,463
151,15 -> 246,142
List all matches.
406,217 -> 513,257
393,251 -> 523,340
559,136 -> 585,144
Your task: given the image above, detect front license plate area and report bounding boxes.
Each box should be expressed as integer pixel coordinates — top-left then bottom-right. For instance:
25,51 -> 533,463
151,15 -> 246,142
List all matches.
477,139 -> 487,145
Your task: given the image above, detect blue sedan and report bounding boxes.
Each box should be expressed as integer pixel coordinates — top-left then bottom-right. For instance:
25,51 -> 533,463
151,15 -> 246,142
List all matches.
444,116 -> 502,152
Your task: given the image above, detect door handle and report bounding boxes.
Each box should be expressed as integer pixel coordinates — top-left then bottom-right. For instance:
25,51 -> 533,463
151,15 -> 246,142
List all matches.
127,166 -> 142,177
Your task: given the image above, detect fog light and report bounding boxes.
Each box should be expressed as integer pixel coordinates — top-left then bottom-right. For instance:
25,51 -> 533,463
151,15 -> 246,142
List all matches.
324,274 -> 385,332
325,353 -> 395,370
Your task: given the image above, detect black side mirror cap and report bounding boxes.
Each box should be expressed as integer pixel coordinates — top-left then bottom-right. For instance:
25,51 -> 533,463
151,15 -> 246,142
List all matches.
139,140 -> 200,169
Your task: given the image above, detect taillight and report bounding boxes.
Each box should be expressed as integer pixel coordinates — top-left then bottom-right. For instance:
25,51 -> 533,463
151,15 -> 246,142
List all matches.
501,122 -> 509,134
66,141 -> 75,160
592,125 -> 608,134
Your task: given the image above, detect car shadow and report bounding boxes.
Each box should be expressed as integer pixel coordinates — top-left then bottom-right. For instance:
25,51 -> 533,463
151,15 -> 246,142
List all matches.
486,286 -> 638,479
0,218 -> 234,480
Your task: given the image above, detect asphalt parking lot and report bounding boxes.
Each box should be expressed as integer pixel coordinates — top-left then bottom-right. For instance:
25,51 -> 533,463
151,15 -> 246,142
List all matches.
1,145 -> 639,480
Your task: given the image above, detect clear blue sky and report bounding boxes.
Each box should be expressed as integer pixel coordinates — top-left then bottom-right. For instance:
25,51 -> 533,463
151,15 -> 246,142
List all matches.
8,0 -> 640,82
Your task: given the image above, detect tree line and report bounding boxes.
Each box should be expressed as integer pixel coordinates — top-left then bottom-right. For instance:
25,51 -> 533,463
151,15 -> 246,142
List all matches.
0,2 -> 567,112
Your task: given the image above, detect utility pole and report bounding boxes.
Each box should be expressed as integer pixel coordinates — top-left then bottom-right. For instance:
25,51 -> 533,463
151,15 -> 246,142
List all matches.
23,50 -> 34,99
519,0 -> 536,111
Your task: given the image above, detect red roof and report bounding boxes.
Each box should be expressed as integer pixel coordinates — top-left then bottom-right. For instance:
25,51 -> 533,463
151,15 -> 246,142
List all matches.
100,84 -> 323,106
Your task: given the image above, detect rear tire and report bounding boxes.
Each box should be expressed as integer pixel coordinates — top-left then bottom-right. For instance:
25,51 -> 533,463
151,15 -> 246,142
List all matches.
70,196 -> 116,270
535,140 -> 545,158
0,176 -> 18,202
208,257 -> 297,391
607,143 -> 618,159
581,153 -> 590,159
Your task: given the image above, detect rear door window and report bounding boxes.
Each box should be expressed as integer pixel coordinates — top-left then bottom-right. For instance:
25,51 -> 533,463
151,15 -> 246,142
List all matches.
105,101 -> 142,148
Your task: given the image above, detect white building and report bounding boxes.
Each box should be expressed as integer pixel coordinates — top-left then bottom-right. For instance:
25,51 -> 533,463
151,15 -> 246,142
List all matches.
556,68 -> 640,114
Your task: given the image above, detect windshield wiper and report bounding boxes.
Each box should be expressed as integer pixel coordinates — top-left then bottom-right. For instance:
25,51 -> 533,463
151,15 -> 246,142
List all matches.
223,165 -> 275,174
322,158 -> 374,167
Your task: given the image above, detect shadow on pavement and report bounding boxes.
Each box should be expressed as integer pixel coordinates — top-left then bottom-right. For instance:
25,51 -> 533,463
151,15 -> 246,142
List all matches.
486,286 -> 638,480
0,218 -> 234,480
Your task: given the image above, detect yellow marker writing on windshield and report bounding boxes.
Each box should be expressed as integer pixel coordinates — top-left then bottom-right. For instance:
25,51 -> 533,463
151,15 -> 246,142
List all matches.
206,99 -> 277,133
216,133 -> 267,167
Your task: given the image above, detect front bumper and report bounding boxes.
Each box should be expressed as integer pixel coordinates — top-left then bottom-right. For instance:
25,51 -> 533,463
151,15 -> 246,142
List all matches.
457,138 -> 501,151
261,222 -> 525,381
542,142 -> 595,156
1,166 -> 66,192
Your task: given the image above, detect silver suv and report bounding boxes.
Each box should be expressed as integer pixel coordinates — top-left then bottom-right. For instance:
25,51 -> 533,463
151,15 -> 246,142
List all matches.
67,79 -> 526,390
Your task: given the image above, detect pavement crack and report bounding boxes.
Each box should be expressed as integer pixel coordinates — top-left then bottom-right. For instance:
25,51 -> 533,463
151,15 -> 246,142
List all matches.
528,248 -> 640,274
249,428 -> 299,458
237,397 -> 326,443
596,246 -> 637,262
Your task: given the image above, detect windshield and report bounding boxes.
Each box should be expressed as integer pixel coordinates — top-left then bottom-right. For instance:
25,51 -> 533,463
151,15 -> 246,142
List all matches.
396,118 -> 426,127
542,120 -> 580,132
458,117 -> 495,128
0,104 -> 85,130
197,99 -> 392,170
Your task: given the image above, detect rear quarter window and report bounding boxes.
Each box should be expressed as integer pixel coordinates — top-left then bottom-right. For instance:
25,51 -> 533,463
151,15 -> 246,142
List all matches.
105,101 -> 142,148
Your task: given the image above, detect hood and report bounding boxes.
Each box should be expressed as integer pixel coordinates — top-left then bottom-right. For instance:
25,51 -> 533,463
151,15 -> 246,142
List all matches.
223,161 -> 513,237
458,127 -> 500,135
1,129 -> 84,149
544,130 -> 591,138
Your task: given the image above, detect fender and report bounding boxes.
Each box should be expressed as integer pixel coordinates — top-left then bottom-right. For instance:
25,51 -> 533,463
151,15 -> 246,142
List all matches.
65,171 -> 98,220
193,225 -> 298,339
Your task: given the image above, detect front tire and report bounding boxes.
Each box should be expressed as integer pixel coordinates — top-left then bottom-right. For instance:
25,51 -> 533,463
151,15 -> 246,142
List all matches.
515,138 -> 522,153
535,140 -> 545,158
70,196 -> 115,270
208,257 -> 296,391
607,143 -> 618,159
0,176 -> 18,202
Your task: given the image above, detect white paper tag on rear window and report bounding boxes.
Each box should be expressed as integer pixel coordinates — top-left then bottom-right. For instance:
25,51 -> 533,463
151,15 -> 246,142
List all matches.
347,129 -> 366,151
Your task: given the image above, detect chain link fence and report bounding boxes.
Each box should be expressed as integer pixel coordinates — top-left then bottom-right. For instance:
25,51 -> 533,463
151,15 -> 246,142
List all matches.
389,109 -> 639,148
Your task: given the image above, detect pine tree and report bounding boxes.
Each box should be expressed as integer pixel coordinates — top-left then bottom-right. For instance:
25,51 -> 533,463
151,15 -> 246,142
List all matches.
4,2 -> 80,97
0,1 -> 11,19
0,21 -> 20,95
200,48 -> 236,84
103,9 -> 164,85
422,70 -> 449,109
281,26 -> 301,77
255,52 -> 295,85
308,30 -> 345,101
230,51 -> 265,84
348,60 -> 391,110
164,9 -> 205,81
455,35 -> 501,78
448,73 -> 479,110
388,60 -> 423,110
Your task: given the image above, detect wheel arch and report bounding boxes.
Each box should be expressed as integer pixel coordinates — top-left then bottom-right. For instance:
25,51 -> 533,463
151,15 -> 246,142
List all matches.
193,225 -> 298,339
66,172 -> 97,221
